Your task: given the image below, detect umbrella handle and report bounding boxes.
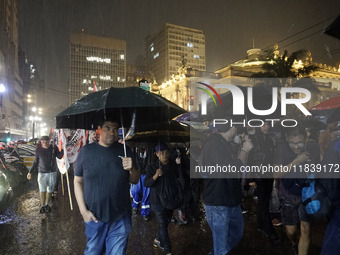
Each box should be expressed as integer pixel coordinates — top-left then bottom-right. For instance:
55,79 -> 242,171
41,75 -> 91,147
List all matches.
120,109 -> 127,157
121,125 -> 127,157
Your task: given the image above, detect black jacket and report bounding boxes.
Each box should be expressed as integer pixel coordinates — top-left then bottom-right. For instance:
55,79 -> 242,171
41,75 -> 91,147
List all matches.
200,133 -> 243,207
144,160 -> 180,211
31,145 -> 64,173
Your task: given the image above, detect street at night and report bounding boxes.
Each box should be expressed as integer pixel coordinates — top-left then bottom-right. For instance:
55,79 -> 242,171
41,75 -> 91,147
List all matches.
0,173 -> 328,255
1,1 -> 340,255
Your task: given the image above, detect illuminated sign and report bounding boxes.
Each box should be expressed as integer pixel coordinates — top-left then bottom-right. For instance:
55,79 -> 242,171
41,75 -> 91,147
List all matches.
86,56 -> 111,64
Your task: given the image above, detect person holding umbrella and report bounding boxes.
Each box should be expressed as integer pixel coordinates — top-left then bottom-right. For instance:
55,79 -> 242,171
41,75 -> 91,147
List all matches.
74,116 -> 140,255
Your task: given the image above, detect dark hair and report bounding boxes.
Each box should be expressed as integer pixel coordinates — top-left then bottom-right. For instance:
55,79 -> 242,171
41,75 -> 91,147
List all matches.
97,113 -> 120,128
286,126 -> 307,140
40,135 -> 49,141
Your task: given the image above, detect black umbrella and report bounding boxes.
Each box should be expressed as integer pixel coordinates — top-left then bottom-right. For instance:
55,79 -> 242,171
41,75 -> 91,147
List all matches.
324,15 -> 340,40
56,87 -> 186,130
56,87 -> 186,156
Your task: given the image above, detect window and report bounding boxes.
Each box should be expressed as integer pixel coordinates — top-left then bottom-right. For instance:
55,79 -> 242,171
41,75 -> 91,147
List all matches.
153,52 -> 159,59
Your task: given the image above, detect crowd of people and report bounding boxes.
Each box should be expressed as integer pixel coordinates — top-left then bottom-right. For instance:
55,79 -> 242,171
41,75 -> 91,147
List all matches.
25,115 -> 340,255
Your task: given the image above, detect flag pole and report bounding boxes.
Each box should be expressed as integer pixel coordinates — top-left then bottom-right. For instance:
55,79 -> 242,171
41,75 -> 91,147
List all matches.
61,173 -> 64,195
120,109 -> 127,157
65,169 -> 73,210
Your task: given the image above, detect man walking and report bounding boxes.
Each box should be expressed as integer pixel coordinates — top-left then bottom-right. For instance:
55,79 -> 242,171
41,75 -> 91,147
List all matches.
74,117 -> 140,255
248,122 -> 280,243
274,127 -> 318,255
27,135 -> 64,213
200,125 -> 253,255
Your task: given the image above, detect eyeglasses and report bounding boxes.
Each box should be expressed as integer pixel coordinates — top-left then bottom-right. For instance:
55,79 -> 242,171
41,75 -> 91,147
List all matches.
288,142 -> 304,147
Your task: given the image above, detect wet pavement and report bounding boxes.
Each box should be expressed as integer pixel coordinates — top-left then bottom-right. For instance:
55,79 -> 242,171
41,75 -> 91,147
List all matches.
0,174 -> 328,255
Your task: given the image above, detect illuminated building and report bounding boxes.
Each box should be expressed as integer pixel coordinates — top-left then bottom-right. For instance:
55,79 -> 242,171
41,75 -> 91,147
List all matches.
215,46 -> 340,108
145,23 -> 206,85
0,0 -> 25,140
69,33 -> 126,104
155,45 -> 340,113
151,66 -> 218,111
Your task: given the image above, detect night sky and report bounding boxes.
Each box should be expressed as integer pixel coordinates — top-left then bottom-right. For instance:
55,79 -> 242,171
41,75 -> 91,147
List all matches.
19,0 -> 340,110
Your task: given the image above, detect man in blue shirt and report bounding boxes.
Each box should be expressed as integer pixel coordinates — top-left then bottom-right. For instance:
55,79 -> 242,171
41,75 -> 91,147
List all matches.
74,118 -> 140,255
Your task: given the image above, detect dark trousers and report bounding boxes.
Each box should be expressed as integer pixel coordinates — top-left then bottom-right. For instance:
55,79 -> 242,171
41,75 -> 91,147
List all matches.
321,208 -> 340,255
256,178 -> 275,234
154,208 -> 173,253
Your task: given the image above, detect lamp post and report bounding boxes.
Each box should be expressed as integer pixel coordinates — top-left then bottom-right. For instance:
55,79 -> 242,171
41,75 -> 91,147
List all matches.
29,114 -> 41,139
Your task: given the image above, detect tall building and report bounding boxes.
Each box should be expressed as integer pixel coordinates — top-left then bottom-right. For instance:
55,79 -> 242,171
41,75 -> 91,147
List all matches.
145,23 -> 206,85
69,33 -> 126,104
0,0 -> 25,140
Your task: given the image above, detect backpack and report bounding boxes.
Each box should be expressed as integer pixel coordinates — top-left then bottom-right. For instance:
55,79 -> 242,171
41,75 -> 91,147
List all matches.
159,173 -> 184,210
301,174 -> 332,218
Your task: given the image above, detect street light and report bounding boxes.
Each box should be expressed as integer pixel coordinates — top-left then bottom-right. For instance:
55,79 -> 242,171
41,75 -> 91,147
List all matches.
0,83 -> 5,108
0,83 -> 5,93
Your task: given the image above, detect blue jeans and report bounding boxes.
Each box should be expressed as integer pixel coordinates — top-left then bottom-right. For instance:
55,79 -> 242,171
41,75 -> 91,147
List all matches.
84,216 -> 132,255
321,208 -> 340,255
131,174 -> 150,217
205,205 -> 244,255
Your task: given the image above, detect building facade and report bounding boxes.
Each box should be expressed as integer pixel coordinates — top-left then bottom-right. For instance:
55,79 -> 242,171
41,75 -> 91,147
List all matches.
155,46 -> 340,114
151,67 -> 218,111
69,33 -> 126,104
126,64 -> 152,88
215,47 -> 340,109
145,23 -> 206,85
0,0 -> 25,140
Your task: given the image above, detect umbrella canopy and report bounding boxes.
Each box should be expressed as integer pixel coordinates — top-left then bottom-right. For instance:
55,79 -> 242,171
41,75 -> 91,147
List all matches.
310,97 -> 340,111
56,87 -> 186,130
324,15 -> 340,40
310,97 -> 340,122
125,120 -> 190,143
175,111 -> 199,122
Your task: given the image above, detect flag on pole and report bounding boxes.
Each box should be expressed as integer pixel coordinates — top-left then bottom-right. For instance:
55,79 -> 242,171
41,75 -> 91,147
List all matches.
93,81 -> 97,92
67,129 -> 86,163
57,129 -> 69,174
